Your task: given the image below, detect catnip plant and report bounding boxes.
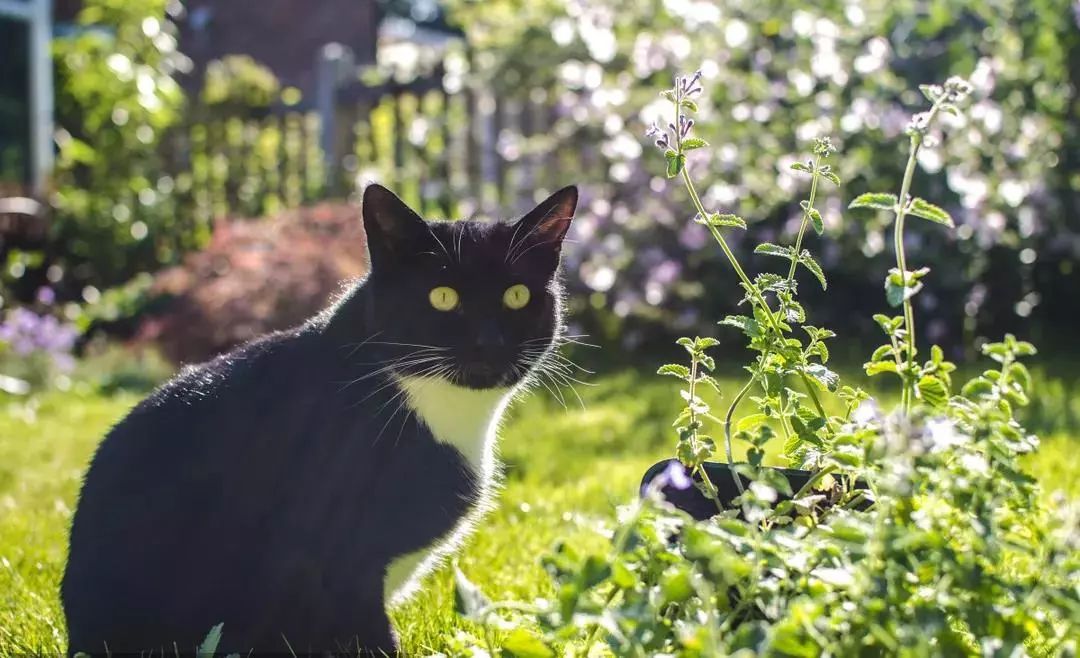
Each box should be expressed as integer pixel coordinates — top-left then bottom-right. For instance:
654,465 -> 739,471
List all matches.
449,72 -> 1080,657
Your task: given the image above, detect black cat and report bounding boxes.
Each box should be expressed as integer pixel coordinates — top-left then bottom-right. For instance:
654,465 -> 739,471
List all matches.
61,183 -> 578,656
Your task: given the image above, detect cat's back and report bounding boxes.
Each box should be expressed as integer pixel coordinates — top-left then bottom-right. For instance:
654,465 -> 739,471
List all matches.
85,327 -> 319,476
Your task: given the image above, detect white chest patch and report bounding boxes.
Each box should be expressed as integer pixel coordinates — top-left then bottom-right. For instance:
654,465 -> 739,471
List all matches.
383,375 -> 514,606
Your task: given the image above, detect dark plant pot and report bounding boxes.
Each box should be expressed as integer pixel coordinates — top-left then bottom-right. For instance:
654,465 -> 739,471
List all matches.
640,459 -> 869,521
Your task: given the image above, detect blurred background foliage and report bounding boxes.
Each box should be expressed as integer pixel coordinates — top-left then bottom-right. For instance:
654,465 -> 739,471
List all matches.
445,0 -> 1079,355
0,0 -> 1078,386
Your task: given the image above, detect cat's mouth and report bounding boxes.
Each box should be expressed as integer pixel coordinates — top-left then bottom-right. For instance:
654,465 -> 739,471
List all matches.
451,361 -> 518,390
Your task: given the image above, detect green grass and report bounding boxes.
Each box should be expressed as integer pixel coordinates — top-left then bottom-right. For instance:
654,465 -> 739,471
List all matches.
1,372 -> 1077,655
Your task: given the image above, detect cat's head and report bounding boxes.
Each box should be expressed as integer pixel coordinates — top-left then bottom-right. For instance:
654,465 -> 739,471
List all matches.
352,183 -> 577,390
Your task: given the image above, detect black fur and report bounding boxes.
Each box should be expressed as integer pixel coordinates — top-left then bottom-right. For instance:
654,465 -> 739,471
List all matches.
61,184 -> 577,656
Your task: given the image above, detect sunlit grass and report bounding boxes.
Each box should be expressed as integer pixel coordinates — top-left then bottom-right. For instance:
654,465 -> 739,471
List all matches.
0,371 -> 1075,655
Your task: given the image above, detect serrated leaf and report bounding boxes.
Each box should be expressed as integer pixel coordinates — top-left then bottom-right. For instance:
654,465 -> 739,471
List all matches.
754,242 -> 794,259
719,314 -> 762,338
821,170 -> 841,185
696,212 -> 747,229
502,628 -> 555,658
799,251 -> 827,290
736,413 -> 769,433
680,98 -> 699,113
885,273 -> 923,307
657,364 -> 690,379
696,337 -> 720,349
849,192 -> 898,212
865,360 -> 899,376
916,375 -> 948,407
197,623 -> 224,658
808,207 -> 824,234
682,137 -> 708,150
870,344 -> 894,362
791,161 -> 812,173
804,363 -> 840,392
666,151 -> 686,178
962,378 -> 994,398
907,197 -> 954,227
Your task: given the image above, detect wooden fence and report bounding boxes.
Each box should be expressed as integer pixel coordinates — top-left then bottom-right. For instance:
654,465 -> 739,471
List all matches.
165,77 -> 584,228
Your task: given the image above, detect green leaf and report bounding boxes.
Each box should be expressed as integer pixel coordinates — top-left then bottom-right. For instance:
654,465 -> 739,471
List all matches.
197,623 -> 224,658
681,137 -> 708,150
870,345 -> 893,362
804,364 -> 840,392
849,193 -> 898,212
808,207 -> 824,234
821,170 -> 841,185
453,567 -> 492,621
660,564 -> 695,604
790,161 -> 812,173
799,251 -> 827,290
907,197 -> 954,227
916,374 -> 948,407
961,377 -> 994,398
719,314 -> 762,338
581,554 -> 612,588
680,98 -> 699,113
502,629 -> 555,658
696,212 -> 747,229
754,242 -> 794,259
736,413 -> 769,433
865,360 -> 899,376
665,151 -> 685,178
657,364 -> 690,380
884,270 -> 925,307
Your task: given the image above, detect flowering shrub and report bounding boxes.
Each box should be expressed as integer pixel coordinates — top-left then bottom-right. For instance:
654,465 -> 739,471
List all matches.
448,73 -> 1080,656
445,0 -> 1080,343
0,290 -> 77,393
134,203 -> 366,364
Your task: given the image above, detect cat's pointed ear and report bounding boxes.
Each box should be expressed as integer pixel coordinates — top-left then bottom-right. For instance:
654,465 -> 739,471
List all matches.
362,183 -> 427,260
513,185 -> 578,255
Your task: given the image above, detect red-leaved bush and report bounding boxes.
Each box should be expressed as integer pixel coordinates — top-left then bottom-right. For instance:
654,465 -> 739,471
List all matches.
137,203 -> 367,364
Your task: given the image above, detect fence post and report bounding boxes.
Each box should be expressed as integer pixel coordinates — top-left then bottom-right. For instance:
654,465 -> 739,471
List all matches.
316,43 -> 355,193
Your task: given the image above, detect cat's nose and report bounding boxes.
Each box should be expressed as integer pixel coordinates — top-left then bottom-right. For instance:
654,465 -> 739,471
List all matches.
473,324 -> 505,350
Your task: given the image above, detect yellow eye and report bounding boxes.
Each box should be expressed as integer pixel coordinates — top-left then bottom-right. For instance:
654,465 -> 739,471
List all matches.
429,286 -> 459,311
503,284 -> 531,310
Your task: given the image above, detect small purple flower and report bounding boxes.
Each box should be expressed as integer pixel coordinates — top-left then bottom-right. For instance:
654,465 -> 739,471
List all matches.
660,461 -> 693,490
0,307 -> 78,361
676,70 -> 703,98
646,122 -> 671,151
36,286 -> 56,305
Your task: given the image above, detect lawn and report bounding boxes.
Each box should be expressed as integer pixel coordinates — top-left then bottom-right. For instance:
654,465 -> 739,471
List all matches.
1,370 -> 1077,656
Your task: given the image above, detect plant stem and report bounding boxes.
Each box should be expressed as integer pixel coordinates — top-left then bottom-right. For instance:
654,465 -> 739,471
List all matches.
686,353 -> 726,511
787,170 -> 820,282
893,105 -> 939,414
723,377 -> 753,495
791,463 -> 837,500
680,169 -> 829,418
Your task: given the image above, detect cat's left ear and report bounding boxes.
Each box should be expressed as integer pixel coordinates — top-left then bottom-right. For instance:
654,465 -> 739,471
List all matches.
512,185 -> 578,257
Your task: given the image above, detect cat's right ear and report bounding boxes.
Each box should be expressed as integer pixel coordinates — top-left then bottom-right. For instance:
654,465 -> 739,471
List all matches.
362,183 -> 427,264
